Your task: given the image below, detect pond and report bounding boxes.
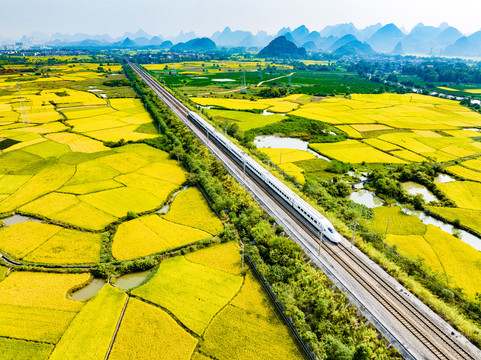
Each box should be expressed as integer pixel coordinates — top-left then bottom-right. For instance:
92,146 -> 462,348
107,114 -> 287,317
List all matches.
401,182 -> 438,203
254,136 -> 331,162
71,279 -> 106,301
349,189 -> 384,208
1,214 -> 41,226
114,270 -> 152,291
212,79 -> 235,82
262,109 -> 285,116
434,174 -> 455,184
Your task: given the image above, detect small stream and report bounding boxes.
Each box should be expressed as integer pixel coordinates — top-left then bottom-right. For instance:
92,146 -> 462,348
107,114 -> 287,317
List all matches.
349,187 -> 481,251
254,135 -> 331,162
158,186 -> 189,215
401,207 -> 481,251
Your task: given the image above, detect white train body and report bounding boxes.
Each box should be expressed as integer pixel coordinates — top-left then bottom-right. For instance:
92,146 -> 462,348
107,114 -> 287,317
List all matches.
188,111 -> 341,244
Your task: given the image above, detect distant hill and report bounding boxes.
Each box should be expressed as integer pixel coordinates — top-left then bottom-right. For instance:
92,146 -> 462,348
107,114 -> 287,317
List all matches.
443,31 -> 481,57
160,40 -> 173,49
9,23 -> 475,57
121,37 -> 137,48
171,38 -> 216,51
327,34 -> 358,52
367,23 -> 405,53
332,40 -> 375,57
392,42 -> 405,55
291,25 -> 310,43
258,36 -> 306,58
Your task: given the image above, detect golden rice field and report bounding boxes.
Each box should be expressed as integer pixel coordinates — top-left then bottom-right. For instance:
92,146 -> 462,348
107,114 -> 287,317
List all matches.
372,206 -> 481,297
0,337 -> 53,360
206,109 -> 285,131
446,165 -> 481,182
49,285 -> 127,360
463,158 -> 481,171
0,143 -> 187,231
0,271 -> 88,358
112,214 -> 212,260
131,242 -> 303,359
192,93 -> 481,164
162,186 -> 223,235
0,222 -> 101,264
427,206 -> 481,234
132,256 -> 243,335
200,271 -> 303,360
437,181 -> 481,210
310,140 -> 407,164
108,298 -> 198,360
259,148 -> 316,182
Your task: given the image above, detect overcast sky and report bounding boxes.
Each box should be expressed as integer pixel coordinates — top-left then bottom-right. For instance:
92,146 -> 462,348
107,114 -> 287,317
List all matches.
1,0 -> 481,39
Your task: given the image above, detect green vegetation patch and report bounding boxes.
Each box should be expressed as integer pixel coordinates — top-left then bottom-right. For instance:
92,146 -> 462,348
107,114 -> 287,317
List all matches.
0,150 -> 42,173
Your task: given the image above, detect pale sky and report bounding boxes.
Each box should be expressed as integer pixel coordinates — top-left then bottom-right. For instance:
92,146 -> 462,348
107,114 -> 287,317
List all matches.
1,0 -> 481,39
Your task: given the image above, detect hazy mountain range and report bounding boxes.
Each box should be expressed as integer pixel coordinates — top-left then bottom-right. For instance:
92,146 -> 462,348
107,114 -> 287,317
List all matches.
4,23 -> 481,57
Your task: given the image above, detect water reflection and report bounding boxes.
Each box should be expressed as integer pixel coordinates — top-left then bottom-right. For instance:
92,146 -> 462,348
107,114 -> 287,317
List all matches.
402,182 -> 438,203
433,174 -> 455,184
349,190 -> 384,208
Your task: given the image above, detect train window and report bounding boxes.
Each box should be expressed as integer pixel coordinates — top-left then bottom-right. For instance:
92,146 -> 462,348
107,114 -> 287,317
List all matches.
328,227 -> 334,233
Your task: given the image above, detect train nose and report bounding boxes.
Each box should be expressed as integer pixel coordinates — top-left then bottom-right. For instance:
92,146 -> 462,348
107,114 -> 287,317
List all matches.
333,232 -> 342,243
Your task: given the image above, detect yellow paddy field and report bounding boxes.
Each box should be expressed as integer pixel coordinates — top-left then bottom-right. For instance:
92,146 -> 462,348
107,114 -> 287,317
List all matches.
192,93 -> 481,164
372,206 -> 481,297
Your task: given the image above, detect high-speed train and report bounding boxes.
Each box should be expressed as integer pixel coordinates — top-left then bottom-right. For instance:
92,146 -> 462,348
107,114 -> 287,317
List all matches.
188,111 -> 341,244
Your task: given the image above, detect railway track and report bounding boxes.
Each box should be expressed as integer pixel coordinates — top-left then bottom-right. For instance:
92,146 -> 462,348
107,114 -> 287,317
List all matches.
128,61 -> 480,360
